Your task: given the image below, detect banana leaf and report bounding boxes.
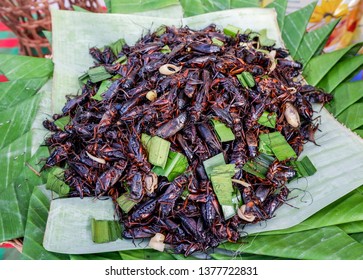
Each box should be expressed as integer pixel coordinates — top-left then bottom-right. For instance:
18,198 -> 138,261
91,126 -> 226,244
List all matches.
318,55 -> 363,93
221,226 -> 363,260
336,102 -> 363,131
0,59 -> 51,242
0,54 -> 53,80
257,186 -> 363,235
179,0 -> 260,17
340,221 -> 363,234
294,19 -> 339,65
266,0 -> 287,30
22,186 -> 69,260
327,81 -> 363,117
303,43 -> 363,86
0,78 -> 48,111
281,1 -> 316,58
43,197 -> 148,254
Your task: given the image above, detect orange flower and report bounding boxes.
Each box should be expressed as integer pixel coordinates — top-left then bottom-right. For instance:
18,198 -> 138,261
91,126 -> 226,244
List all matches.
310,0 -> 349,23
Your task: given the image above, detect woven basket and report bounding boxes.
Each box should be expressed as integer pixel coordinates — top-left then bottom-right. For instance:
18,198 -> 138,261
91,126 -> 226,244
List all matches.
0,0 -> 104,57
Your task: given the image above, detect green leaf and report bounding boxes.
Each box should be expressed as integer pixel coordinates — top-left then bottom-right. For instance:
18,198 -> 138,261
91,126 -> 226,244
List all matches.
224,24 -> 243,38
350,233 -> 363,245
14,146 -> 50,224
152,151 -> 188,181
180,0 -> 260,17
0,78 -> 48,112
116,193 -> 137,213
291,156 -> 317,178
260,186 -> 363,235
91,219 -> 122,244
0,54 -> 53,80
281,1 -> 316,58
147,136 -> 171,169
53,115 -> 70,131
257,111 -> 277,128
22,186 -> 69,260
110,0 -> 179,14
43,197 -> 148,254
0,93 -> 41,150
266,0 -> 287,30
354,129 -> 363,138
242,153 -> 274,178
119,249 -> 176,260
259,132 -> 297,161
211,119 -> 235,142
46,168 -> 70,196
108,38 -> 126,56
88,66 -> 112,83
303,43 -> 363,86
340,221 -> 363,234
222,226 -> 363,260
327,81 -> 363,117
203,152 -> 226,178
318,55 -> 363,93
336,102 -> 363,131
70,252 -> 122,260
295,19 -> 339,65
0,132 -> 32,242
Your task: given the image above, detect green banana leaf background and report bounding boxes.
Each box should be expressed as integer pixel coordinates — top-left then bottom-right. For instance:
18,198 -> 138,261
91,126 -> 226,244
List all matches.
1,0 -> 363,260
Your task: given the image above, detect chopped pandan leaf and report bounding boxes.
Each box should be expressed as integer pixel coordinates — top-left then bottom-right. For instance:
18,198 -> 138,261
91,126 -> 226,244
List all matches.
237,71 -> 255,88
148,136 -> 171,169
88,66 -> 112,83
259,132 -> 297,161
258,136 -> 274,156
108,38 -> 126,56
292,156 -> 317,178
160,45 -> 171,54
212,37 -> 224,46
46,167 -> 70,196
223,24 -> 243,37
155,25 -> 167,36
203,152 -> 226,178
78,72 -> 89,86
114,55 -> 127,65
211,164 -> 236,177
211,174 -> 233,206
116,193 -> 137,213
210,164 -> 237,219
258,29 -> 276,47
243,154 -> 274,179
152,151 -> 188,182
91,219 -> 122,244
54,115 -> 70,131
93,80 -> 113,101
257,111 -> 277,128
181,188 -> 190,200
141,133 -> 152,151
211,119 -> 235,142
